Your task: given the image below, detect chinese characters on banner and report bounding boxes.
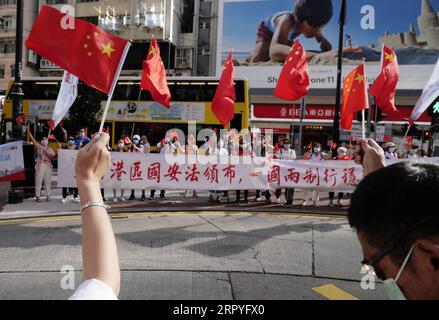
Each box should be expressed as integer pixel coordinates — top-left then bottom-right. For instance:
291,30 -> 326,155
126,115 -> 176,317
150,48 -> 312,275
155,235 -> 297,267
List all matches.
58,151 -> 368,192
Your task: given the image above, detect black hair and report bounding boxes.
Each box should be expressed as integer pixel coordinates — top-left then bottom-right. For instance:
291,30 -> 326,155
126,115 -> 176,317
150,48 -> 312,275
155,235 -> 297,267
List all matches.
295,0 -> 333,28
348,162 -> 439,264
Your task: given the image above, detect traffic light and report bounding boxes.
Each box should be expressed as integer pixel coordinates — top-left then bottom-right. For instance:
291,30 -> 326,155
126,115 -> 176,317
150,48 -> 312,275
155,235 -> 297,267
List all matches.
424,130 -> 431,141
427,97 -> 439,118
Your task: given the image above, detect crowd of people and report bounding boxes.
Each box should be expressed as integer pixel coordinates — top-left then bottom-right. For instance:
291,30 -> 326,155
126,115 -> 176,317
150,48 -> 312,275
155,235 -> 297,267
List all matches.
26,125 -> 432,208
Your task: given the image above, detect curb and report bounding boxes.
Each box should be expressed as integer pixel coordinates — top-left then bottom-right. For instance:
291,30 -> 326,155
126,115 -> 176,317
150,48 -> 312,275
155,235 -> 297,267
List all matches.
0,205 -> 347,222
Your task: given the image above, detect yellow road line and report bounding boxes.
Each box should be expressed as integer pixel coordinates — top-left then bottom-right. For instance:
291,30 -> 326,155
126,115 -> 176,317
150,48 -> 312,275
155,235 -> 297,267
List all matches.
0,211 -> 346,226
312,284 -> 359,300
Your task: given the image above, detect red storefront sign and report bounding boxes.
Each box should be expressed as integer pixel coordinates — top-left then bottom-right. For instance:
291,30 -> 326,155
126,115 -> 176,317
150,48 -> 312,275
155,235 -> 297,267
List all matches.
254,105 -> 432,123
254,105 -> 335,120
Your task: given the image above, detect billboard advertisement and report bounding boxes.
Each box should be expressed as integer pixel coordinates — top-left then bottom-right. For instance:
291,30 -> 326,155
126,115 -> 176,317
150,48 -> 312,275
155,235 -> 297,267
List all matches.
217,0 -> 439,90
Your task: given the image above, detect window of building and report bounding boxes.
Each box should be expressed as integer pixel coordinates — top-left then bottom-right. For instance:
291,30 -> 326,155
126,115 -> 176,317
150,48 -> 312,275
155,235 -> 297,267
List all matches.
0,1 -> 17,5
80,16 -> 99,26
0,65 -> 5,79
0,15 -> 16,30
175,48 -> 192,69
0,41 -> 15,54
45,0 -> 69,4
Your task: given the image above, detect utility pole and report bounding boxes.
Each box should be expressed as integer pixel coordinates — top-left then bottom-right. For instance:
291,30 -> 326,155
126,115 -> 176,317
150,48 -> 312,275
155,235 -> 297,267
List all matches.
332,0 -> 347,147
11,0 -> 24,141
9,0 -> 25,204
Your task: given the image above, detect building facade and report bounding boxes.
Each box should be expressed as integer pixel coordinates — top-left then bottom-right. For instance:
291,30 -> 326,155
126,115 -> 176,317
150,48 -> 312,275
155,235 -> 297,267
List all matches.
0,0 -> 39,93
32,0 -> 218,77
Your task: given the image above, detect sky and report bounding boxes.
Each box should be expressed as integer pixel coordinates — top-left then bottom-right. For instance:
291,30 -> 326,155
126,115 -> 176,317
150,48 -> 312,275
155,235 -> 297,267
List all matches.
221,0 -> 439,53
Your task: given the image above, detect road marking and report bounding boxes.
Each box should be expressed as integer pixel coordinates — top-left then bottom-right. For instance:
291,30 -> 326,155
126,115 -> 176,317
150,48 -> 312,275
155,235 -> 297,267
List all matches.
312,284 -> 359,300
0,211 -> 346,226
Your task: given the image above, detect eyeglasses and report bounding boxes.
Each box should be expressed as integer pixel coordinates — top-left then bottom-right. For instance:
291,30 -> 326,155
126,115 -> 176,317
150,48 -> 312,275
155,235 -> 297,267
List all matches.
361,216 -> 434,280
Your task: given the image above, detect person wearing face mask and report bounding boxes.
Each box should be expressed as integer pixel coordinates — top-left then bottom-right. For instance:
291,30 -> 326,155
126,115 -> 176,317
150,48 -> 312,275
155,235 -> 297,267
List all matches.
75,128 -> 91,149
303,143 -> 325,207
350,138 -> 439,300
212,139 -> 230,203
383,142 -> 398,161
328,147 -> 351,208
61,136 -> 80,203
26,126 -> 57,203
128,135 -> 145,201
279,139 -> 297,206
235,136 -> 251,203
184,135 -> 199,199
112,139 -> 128,203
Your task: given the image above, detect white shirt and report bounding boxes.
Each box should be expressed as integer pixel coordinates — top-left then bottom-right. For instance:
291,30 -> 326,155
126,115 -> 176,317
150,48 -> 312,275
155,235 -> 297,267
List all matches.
278,147 -> 296,160
69,279 -> 118,300
143,143 -> 151,154
309,153 -> 324,162
385,151 -> 398,160
217,147 -> 229,156
186,143 -> 198,155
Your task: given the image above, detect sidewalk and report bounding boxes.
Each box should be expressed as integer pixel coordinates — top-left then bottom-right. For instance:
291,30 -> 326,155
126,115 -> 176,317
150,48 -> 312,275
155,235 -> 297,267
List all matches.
0,183 -> 348,220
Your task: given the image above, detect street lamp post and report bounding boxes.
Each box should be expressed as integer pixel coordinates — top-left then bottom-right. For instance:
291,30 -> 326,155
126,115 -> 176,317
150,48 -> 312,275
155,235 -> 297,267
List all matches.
11,0 -> 24,141
9,0 -> 25,204
332,0 -> 347,151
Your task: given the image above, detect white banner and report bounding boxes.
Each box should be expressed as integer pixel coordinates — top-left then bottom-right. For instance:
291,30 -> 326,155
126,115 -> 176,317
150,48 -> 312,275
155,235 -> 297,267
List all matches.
58,150 -> 367,192
58,151 -> 439,191
0,142 -> 25,182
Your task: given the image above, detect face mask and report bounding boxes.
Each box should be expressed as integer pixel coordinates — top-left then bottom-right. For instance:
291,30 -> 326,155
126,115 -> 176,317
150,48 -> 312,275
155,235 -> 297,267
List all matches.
133,139 -> 140,145
285,144 -> 291,148
383,245 -> 415,300
389,148 -> 396,153
118,143 -> 125,149
40,140 -> 48,146
314,148 -> 321,153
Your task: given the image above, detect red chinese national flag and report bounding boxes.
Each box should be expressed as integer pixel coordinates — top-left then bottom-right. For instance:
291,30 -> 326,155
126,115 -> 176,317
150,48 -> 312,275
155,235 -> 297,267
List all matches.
25,5 -> 130,94
369,45 -> 399,114
141,37 -> 171,108
274,40 -> 310,101
341,64 -> 369,131
212,52 -> 236,126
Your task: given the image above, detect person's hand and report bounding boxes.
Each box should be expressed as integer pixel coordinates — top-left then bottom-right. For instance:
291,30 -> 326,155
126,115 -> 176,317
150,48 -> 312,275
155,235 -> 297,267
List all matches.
75,132 -> 111,184
354,139 -> 386,176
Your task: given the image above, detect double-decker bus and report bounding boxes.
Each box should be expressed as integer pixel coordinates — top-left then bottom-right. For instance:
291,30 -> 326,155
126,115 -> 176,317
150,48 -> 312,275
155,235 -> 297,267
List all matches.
1,77 -> 250,150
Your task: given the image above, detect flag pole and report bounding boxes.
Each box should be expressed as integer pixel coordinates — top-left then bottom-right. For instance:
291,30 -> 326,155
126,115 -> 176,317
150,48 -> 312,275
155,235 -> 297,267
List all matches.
99,42 -> 131,133
361,109 -> 366,140
399,122 -> 412,157
332,0 -> 347,147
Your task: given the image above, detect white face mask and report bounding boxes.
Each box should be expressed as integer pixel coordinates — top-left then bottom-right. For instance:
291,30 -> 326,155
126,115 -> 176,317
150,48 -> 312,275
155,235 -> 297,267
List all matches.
389,148 -> 396,153
40,140 -> 48,146
314,148 -> 321,153
118,143 -> 125,149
